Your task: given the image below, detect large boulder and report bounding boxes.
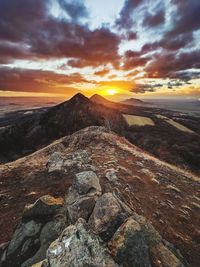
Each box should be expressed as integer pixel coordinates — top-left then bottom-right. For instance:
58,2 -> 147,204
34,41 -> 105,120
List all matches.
108,215 -> 185,267
108,217 -> 151,267
74,171 -> 102,195
65,171 -> 102,224
46,218 -> 119,267
0,196 -> 66,267
88,193 -> 128,241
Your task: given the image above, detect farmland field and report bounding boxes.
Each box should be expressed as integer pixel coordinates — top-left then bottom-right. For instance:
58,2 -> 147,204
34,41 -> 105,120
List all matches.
123,114 -> 155,126
155,115 -> 194,133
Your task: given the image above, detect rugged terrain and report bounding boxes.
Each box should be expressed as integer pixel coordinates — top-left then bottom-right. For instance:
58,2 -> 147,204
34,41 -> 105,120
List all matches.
1,94 -> 199,175
0,127 -> 199,266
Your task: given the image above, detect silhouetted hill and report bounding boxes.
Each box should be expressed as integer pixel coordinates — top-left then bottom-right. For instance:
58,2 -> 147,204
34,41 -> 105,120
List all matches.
90,94 -> 119,109
121,97 -> 144,105
0,93 -> 127,163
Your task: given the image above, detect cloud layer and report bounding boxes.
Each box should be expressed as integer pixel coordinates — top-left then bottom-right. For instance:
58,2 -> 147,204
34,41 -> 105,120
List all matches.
0,0 -> 199,96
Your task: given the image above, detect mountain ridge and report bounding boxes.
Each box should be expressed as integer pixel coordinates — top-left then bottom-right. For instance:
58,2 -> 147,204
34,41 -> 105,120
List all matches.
0,126 -> 199,266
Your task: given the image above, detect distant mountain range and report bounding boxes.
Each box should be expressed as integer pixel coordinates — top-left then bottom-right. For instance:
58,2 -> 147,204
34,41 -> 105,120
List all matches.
121,97 -> 144,105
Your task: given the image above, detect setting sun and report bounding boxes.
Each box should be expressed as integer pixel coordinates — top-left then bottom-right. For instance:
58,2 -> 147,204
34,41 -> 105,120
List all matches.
107,89 -> 118,95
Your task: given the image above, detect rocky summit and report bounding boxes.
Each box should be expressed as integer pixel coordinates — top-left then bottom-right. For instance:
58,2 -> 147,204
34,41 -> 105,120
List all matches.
0,126 -> 199,266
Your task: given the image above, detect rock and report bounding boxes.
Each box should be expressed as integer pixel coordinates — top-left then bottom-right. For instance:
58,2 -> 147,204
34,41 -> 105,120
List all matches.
105,169 -> 119,184
65,171 -> 102,224
74,171 -> 102,195
88,193 -> 127,241
150,243 -> 185,267
46,218 -> 119,267
47,150 -> 93,174
31,260 -> 48,267
67,196 -> 96,224
23,195 -> 64,219
47,152 -> 64,172
6,220 -> 41,258
21,219 -> 65,267
1,195 -> 66,267
108,217 -> 151,267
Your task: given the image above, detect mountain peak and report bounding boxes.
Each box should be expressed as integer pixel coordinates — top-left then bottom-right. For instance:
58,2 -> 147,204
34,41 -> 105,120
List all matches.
70,93 -> 89,101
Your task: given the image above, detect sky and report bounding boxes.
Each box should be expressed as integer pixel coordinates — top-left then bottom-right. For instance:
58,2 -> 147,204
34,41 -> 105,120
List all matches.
0,0 -> 200,100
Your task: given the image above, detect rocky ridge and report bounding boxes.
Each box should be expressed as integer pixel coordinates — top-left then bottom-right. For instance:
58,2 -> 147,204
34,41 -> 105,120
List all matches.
0,127 -> 199,266
0,157 -> 186,267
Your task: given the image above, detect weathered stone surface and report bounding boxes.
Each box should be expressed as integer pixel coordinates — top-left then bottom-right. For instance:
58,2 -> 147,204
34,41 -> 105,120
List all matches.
21,219 -> 66,267
6,220 -> 42,258
108,217 -> 151,267
1,195 -> 66,267
88,193 -> 127,241
46,219 -> 119,267
150,243 -> 185,267
47,152 -> 65,172
105,168 -> 119,184
67,196 -> 96,224
47,150 -> 93,174
65,170 -> 101,224
74,171 -> 102,195
23,195 -> 64,218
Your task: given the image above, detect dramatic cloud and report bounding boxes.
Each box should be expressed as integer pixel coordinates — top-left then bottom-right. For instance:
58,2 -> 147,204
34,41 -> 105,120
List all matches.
0,0 -> 199,97
143,9 -> 165,28
130,83 -> 163,94
0,67 -> 89,94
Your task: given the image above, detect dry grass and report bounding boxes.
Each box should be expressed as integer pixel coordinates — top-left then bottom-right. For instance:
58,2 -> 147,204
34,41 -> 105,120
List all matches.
123,114 -> 155,126
155,115 -> 194,133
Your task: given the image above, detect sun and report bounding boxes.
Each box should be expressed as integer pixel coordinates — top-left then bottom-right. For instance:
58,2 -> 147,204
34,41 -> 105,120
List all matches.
107,88 -> 117,95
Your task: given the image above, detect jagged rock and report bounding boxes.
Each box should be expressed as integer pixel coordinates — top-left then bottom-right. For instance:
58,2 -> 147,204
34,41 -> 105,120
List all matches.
88,193 -> 128,241
46,218 -> 119,267
23,195 -> 64,219
47,152 -> 65,172
65,171 -> 102,224
105,168 -> 119,184
67,196 -> 96,224
1,195 -> 66,267
6,220 -> 42,258
47,150 -> 94,174
150,243 -> 185,267
74,171 -> 102,195
108,217 -> 151,267
21,219 -> 65,267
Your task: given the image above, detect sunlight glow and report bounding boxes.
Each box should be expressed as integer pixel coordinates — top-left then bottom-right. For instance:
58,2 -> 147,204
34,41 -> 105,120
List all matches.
107,88 -> 118,95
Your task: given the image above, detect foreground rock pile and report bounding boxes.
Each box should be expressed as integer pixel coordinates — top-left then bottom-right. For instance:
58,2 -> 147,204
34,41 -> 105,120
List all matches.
0,148 -> 186,267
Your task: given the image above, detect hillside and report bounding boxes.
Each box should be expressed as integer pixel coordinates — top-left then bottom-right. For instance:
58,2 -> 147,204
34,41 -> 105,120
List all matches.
0,94 -> 127,163
0,127 -> 199,266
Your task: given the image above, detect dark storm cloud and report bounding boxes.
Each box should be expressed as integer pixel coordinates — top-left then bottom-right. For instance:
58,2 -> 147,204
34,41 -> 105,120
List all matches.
0,0 -> 120,67
143,9 -> 165,28
145,50 -> 200,79
123,50 -> 151,70
58,0 -> 88,22
130,83 -> 163,94
0,67 -> 89,94
116,0 -> 144,28
168,0 -> 200,37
